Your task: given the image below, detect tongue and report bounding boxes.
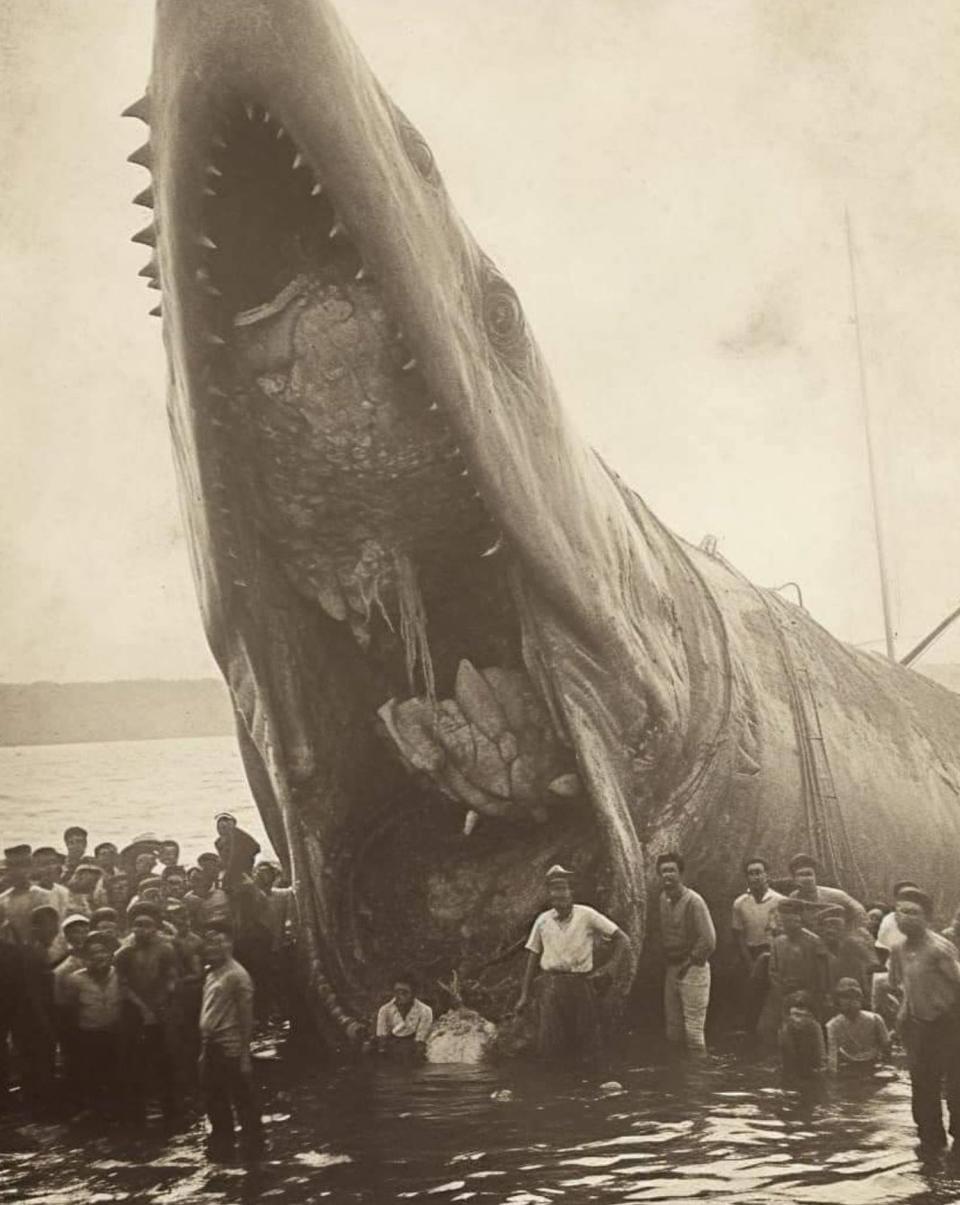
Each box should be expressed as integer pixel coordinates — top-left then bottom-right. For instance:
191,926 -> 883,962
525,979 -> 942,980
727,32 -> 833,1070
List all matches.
378,659 -> 583,826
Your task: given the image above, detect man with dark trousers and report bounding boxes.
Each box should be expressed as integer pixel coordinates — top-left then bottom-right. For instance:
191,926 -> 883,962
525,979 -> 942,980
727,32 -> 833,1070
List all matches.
888,887 -> 960,1152
516,865 -> 631,1068
199,920 -> 264,1162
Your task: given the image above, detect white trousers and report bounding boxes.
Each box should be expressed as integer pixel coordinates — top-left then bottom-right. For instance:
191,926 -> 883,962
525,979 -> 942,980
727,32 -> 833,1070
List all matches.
664,962 -> 711,1050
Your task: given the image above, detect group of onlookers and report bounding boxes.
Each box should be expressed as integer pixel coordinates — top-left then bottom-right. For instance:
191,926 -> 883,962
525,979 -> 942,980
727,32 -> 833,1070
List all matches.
514,851 -> 960,1154
0,817 -> 297,1163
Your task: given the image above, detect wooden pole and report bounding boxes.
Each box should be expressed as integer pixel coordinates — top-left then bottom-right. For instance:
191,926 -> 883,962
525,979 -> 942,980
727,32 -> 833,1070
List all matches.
845,210 -> 896,661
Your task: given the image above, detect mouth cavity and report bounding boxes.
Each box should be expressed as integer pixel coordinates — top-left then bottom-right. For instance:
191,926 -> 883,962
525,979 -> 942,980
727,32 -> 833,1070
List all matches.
140,97 -> 614,1027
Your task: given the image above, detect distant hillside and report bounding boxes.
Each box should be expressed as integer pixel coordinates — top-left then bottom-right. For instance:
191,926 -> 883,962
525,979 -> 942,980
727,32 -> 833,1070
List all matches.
917,663 -> 960,694
0,680 -> 235,746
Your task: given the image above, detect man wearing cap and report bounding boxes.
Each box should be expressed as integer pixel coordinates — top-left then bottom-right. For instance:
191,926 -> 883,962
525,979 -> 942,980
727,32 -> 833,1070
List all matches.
53,914 -> 91,1109
0,845 -> 54,943
215,814 -> 261,887
788,853 -> 869,935
516,865 -> 631,1066
116,902 -> 181,1125
760,897 -> 830,1036
825,977 -> 890,1073
60,932 -> 123,1118
818,906 -> 879,1007
64,862 -> 104,919
889,887 -> 960,1149
657,852 -> 716,1052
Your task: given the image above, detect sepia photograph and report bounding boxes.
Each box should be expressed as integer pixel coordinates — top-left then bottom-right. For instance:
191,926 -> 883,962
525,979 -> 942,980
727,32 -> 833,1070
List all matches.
3,1 -> 960,1201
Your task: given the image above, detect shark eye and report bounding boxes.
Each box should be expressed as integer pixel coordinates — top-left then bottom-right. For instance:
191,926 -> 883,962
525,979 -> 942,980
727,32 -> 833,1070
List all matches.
397,115 -> 438,183
483,281 -> 525,351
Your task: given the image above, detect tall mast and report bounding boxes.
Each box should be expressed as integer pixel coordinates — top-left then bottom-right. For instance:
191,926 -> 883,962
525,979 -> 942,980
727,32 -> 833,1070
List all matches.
845,209 -> 896,661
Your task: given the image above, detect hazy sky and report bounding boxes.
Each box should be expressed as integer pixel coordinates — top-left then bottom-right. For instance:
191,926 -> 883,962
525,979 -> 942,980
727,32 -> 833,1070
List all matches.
3,1 -> 960,682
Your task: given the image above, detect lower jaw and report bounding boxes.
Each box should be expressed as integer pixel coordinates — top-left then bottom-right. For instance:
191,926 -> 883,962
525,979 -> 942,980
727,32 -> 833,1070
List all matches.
300,784 -> 608,1030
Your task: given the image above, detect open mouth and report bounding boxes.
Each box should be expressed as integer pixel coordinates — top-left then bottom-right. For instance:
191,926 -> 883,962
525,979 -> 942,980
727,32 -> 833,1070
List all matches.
145,99 -> 614,1023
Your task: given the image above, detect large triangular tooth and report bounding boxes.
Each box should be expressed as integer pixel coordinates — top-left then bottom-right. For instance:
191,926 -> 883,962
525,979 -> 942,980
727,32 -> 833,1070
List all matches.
149,304 -> 162,318
147,278 -> 161,291
138,259 -> 159,280
455,659 -> 507,742
121,96 -> 151,123
132,186 -> 154,209
127,143 -> 152,169
131,223 -> 157,247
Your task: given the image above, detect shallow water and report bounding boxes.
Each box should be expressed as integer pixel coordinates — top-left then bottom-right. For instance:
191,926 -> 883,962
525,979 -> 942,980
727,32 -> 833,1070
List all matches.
3,1035 -> 960,1205
3,738 -> 960,1203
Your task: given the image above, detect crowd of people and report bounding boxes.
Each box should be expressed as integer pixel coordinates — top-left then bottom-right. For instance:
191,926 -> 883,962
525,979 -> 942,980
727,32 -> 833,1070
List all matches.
0,816 -> 295,1162
5,823 -> 960,1161
516,852 -> 960,1153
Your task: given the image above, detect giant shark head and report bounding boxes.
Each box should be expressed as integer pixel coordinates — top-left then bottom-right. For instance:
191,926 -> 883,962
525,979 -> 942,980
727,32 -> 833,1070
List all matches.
133,0 -> 730,1037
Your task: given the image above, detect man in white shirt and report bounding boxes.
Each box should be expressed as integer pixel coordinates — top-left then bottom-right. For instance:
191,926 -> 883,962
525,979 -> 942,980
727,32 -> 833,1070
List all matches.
375,973 -> 433,1059
516,865 -> 632,1066
731,857 -> 785,1034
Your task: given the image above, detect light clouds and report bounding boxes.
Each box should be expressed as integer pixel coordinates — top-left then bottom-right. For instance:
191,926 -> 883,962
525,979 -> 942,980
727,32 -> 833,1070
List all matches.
2,0 -> 958,679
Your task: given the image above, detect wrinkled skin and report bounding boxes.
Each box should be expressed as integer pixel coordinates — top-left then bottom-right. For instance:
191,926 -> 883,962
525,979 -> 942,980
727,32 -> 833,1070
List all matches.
133,0 -> 960,1045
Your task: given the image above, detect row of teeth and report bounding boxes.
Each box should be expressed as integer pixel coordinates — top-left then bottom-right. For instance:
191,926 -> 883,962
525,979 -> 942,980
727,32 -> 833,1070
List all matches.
123,94 -> 503,564
124,95 -> 413,360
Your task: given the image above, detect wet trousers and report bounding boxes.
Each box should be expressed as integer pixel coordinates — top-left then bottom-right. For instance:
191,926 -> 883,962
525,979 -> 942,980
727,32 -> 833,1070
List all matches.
73,1028 -> 122,1117
901,1009 -> 960,1146
200,1041 -> 263,1157
538,972 -> 600,1066
664,963 -> 711,1050
120,1008 -> 179,1122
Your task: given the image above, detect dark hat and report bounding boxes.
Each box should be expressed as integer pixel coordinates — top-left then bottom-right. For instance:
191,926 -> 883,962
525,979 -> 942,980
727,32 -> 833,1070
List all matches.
3,844 -> 32,866
128,901 -> 162,924
82,932 -> 114,953
32,846 -> 62,862
897,887 -> 934,917
788,853 -> 819,874
214,812 -> 237,825
31,904 -> 60,922
90,908 -> 118,925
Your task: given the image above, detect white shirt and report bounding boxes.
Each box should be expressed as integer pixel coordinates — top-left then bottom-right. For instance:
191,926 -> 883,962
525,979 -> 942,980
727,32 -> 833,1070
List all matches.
731,888 -> 785,947
525,904 -> 619,973
376,997 -> 433,1041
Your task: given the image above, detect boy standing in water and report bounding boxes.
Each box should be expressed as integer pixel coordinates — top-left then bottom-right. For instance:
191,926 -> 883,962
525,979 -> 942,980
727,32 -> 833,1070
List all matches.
825,977 -> 890,1073
376,973 -> 434,1060
778,991 -> 826,1076
199,921 -> 263,1162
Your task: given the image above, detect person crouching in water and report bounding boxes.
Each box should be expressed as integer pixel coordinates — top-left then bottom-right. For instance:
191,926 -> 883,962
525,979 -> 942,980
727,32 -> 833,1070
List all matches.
779,991 -> 826,1077
199,921 -> 264,1164
375,973 -> 434,1060
516,864 -> 632,1068
825,977 -> 890,1074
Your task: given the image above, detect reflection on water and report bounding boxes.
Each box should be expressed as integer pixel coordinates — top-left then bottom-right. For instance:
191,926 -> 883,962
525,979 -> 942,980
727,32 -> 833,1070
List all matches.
3,1034 -> 960,1204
